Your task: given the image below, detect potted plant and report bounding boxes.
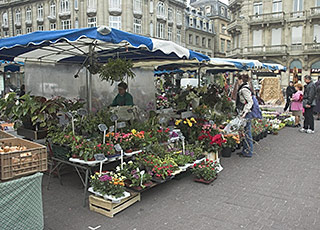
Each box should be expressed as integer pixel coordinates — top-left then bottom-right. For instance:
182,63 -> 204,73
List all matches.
192,159 -> 219,184
221,135 -> 237,158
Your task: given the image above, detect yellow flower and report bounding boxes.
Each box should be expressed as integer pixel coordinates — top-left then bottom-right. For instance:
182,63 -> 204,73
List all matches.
131,129 -> 137,135
187,119 -> 193,127
175,120 -> 182,126
190,117 -> 197,123
183,121 -> 187,124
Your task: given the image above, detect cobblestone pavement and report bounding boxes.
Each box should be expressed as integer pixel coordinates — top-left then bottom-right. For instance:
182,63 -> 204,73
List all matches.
43,122 -> 320,230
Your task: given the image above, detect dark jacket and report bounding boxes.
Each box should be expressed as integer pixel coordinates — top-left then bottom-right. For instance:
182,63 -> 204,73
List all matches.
303,81 -> 316,107
286,86 -> 296,99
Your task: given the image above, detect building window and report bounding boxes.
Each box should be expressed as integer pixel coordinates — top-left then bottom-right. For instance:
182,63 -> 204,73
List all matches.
16,29 -> 22,35
189,34 -> 193,44
157,2 -> 165,18
38,5 -> 44,19
189,17 -> 193,27
253,30 -> 262,46
176,29 -> 181,44
177,11 -> 182,25
75,0 -> 78,9
60,0 -> 70,13
227,40 -> 231,51
168,26 -> 172,41
272,0 -> 282,13
150,22 -> 153,36
50,23 -> 56,30
26,27 -> 32,33
109,16 -> 121,30
202,37 -> 206,47
293,0 -> 303,12
133,18 -> 141,34
2,12 -> 8,27
314,24 -> 320,43
88,17 -> 96,27
272,28 -> 282,45
196,36 -> 199,45
3,30 -> 9,37
109,0 -> 121,10
50,2 -> 56,16
208,38 -> 211,48
133,0 -> 142,13
75,18 -> 79,28
26,7 -> 32,21
220,7 -> 225,16
168,8 -> 173,21
88,0 -> 97,10
61,19 -> 71,29
156,22 -> 164,38
16,9 -> 21,23
317,0 -> 320,7
292,26 -> 302,44
221,39 -> 225,52
150,0 -> 153,14
38,25 -> 44,31
253,2 -> 263,15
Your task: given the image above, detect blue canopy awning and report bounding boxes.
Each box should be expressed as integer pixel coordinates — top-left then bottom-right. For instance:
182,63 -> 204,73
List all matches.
0,27 -> 210,64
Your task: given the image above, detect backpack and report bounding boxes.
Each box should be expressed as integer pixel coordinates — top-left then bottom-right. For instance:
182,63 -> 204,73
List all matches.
316,83 -> 320,100
237,85 -> 262,119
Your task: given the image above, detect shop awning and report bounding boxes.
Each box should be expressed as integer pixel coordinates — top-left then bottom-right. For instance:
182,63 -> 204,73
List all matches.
0,27 -> 209,64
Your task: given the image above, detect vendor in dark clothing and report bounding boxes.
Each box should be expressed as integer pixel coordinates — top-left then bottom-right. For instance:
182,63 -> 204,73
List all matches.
284,81 -> 296,112
111,82 -> 134,106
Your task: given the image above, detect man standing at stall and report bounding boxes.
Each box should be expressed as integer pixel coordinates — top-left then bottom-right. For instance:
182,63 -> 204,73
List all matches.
300,75 -> 316,134
111,82 -> 134,107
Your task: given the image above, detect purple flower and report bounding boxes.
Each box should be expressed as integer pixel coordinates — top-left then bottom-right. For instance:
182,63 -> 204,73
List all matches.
133,174 -> 139,179
131,169 -> 137,175
99,175 -> 112,182
170,132 -> 179,138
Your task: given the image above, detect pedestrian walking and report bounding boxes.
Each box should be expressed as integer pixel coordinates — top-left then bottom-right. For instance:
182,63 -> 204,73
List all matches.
300,75 -> 316,134
236,74 -> 254,157
284,81 -> 296,112
314,76 -> 320,120
290,83 -> 303,127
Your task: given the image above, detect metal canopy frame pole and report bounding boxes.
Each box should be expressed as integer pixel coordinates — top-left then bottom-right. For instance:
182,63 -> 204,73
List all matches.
88,44 -> 93,112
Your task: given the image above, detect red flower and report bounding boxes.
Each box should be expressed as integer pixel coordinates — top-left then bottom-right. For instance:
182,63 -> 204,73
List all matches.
157,130 -> 162,133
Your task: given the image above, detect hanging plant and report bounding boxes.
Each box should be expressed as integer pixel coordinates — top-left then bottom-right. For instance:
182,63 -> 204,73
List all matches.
98,58 -> 136,85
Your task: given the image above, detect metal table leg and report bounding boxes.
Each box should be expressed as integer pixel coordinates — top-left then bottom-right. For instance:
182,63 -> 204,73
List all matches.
83,168 -> 89,207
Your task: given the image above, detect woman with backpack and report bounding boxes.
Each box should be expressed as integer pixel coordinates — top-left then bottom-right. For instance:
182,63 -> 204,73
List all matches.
290,83 -> 303,127
236,74 -> 254,158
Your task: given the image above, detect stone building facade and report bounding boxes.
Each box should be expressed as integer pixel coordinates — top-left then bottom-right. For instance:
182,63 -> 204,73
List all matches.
191,0 -> 231,57
0,0 -> 186,46
227,0 -> 320,84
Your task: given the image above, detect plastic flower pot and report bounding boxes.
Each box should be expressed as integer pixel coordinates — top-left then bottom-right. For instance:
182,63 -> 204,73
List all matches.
193,176 -> 217,184
221,147 -> 232,158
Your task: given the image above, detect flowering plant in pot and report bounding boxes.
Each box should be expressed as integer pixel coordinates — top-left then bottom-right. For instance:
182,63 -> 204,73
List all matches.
198,132 -> 226,153
151,157 -> 179,180
116,161 -> 153,190
90,172 -> 126,198
63,135 -> 94,160
175,117 -> 201,142
93,142 -> 116,158
191,159 -> 219,183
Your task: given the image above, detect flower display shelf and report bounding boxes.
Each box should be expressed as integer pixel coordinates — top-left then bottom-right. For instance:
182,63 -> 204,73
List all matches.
124,150 -> 142,157
193,157 -> 206,165
88,187 -> 131,203
89,191 -> 140,218
69,158 -> 108,166
151,175 -> 174,184
193,176 -> 217,185
107,154 -> 121,162
178,163 -> 193,171
125,181 -> 157,193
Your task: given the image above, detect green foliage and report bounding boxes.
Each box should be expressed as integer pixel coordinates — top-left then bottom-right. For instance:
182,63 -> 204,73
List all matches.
98,58 -> 136,85
191,159 -> 219,181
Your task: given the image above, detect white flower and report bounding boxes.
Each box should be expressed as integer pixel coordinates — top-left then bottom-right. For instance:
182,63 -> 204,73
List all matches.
15,100 -> 20,105
116,166 -> 120,171
128,161 -> 133,164
136,167 -> 140,172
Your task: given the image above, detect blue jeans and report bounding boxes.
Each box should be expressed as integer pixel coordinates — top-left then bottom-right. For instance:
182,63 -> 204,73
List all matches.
242,118 -> 253,156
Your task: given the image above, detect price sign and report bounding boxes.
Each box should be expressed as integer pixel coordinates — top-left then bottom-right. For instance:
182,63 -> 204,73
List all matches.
77,108 -> 87,116
110,114 -> 119,122
114,144 -> 122,152
159,117 -> 166,124
109,126 -> 115,133
98,124 -> 108,132
209,120 -> 214,125
94,154 -> 106,161
117,122 -> 126,129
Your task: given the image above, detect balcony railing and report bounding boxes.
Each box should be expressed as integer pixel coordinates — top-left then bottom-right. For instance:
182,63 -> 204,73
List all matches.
289,44 -> 303,51
15,21 -> 21,28
156,14 -> 167,22
244,45 -> 287,55
87,8 -> 97,16
310,7 -> 320,17
229,0 -> 243,7
227,19 -> 242,32
25,19 -> 32,26
109,6 -> 122,14
133,8 -> 142,16
265,45 -> 287,53
1,23 -> 9,29
59,11 -> 71,19
47,15 -> 56,22
226,48 -> 243,57
249,12 -> 285,24
304,43 -> 320,52
288,11 -> 306,21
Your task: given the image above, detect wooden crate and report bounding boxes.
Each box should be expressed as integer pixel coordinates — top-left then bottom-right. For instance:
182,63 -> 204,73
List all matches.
0,138 -> 47,181
89,192 -> 140,218
17,127 -> 47,140
0,130 -> 15,139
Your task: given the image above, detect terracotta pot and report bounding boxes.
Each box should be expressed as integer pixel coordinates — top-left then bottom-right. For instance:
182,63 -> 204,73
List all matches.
193,176 -> 217,184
